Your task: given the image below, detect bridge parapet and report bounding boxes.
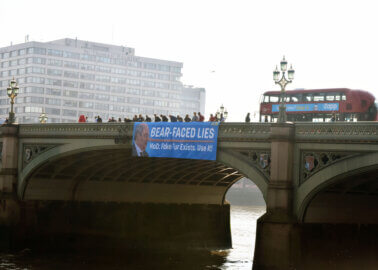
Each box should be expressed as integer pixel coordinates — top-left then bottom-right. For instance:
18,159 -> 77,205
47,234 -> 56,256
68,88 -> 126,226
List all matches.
15,122 -> 274,141
18,123 -> 132,138
218,123 -> 271,141
9,121 -> 377,141
295,122 -> 378,142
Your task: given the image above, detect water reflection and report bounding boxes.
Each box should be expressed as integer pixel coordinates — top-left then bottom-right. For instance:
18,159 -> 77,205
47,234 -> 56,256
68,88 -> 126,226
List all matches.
0,205 -> 265,270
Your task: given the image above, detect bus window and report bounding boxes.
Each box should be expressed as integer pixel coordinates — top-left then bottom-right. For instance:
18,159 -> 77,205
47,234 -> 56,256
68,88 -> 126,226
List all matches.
313,118 -> 324,122
314,94 -> 325,101
335,95 -> 341,101
291,95 -> 299,102
263,95 -> 269,103
342,94 -> 346,100
326,94 -> 335,101
305,94 -> 312,101
270,96 -> 279,102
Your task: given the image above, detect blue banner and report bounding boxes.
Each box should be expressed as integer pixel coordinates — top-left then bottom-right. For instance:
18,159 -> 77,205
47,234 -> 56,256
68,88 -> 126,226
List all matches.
132,122 -> 219,160
272,103 -> 339,112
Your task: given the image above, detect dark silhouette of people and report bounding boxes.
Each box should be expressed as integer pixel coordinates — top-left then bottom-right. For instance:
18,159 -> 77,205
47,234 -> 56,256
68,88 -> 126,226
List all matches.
169,115 -> 177,122
161,115 -> 169,122
138,114 -> 144,122
331,113 -> 336,122
245,112 -> 251,123
96,115 -> 102,123
78,114 -> 86,123
198,112 -> 204,122
192,112 -> 199,122
145,115 -> 152,122
154,114 -> 161,122
184,114 -> 191,122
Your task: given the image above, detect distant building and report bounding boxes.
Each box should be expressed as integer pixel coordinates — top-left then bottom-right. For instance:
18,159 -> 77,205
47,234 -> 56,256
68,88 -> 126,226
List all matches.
0,38 -> 205,123
182,85 -> 206,116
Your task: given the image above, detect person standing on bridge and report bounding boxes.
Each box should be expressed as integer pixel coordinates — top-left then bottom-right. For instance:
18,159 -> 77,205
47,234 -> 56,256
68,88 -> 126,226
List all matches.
245,112 -> 251,123
132,123 -> 150,157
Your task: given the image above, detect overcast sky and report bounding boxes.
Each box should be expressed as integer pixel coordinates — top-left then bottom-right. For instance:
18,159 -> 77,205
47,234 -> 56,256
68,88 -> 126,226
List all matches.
1,0 -> 377,121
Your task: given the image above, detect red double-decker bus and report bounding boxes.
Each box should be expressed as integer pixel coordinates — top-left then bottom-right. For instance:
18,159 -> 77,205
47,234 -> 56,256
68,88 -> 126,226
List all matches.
259,88 -> 377,122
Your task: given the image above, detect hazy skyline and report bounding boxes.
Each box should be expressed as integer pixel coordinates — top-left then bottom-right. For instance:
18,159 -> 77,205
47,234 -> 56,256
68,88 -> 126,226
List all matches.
1,0 -> 377,121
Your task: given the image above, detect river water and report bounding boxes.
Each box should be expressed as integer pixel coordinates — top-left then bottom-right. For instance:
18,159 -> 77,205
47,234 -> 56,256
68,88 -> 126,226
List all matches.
0,205 -> 266,270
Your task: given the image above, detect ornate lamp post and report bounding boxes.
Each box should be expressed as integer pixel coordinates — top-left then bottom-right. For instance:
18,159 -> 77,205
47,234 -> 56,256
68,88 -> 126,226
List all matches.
216,104 -> 228,122
39,109 -> 48,123
273,56 -> 295,123
6,78 -> 19,124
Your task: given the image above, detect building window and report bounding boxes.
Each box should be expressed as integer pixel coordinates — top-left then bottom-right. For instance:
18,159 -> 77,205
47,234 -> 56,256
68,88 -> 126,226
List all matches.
128,97 -> 140,104
45,98 -> 61,105
95,103 -> 109,110
110,95 -> 125,103
80,73 -> 95,81
94,93 -> 109,101
80,63 -> 95,71
79,92 -> 94,100
27,77 -> 45,84
62,109 -> 77,117
25,106 -> 43,113
33,47 -> 46,55
45,78 -> 62,86
30,96 -> 44,104
47,69 -> 63,76
79,101 -> 94,109
64,71 -> 79,78
46,88 -> 61,96
47,49 -> 63,57
63,51 -> 80,59
47,59 -> 63,67
25,86 -> 44,94
63,90 -> 78,98
140,98 -> 154,106
32,57 -> 46,64
64,61 -> 80,69
18,68 -> 25,75
63,80 -> 79,88
63,100 -> 77,107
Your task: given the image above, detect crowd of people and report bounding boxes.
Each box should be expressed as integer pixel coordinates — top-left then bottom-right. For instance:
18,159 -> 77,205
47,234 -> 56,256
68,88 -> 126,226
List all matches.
79,112 -> 227,123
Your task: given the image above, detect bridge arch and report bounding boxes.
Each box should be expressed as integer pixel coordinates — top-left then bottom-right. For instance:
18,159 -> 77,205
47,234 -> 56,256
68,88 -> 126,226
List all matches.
296,151 -> 378,223
18,142 -> 268,205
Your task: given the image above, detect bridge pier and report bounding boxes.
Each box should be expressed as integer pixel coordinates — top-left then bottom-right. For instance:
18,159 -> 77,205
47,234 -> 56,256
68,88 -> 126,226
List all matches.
0,125 -> 22,249
253,123 -> 297,270
4,201 -> 231,251
0,125 -> 19,193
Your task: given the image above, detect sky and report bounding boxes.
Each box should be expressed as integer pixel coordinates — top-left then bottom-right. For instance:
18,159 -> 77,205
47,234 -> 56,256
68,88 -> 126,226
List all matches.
0,0 -> 377,122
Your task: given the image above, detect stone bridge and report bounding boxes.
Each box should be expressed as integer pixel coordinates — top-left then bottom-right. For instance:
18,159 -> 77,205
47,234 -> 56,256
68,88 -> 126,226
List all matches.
0,122 -> 377,269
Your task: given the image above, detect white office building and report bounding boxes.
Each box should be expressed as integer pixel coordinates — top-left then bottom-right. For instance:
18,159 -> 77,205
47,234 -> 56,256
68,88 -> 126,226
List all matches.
0,38 -> 205,123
